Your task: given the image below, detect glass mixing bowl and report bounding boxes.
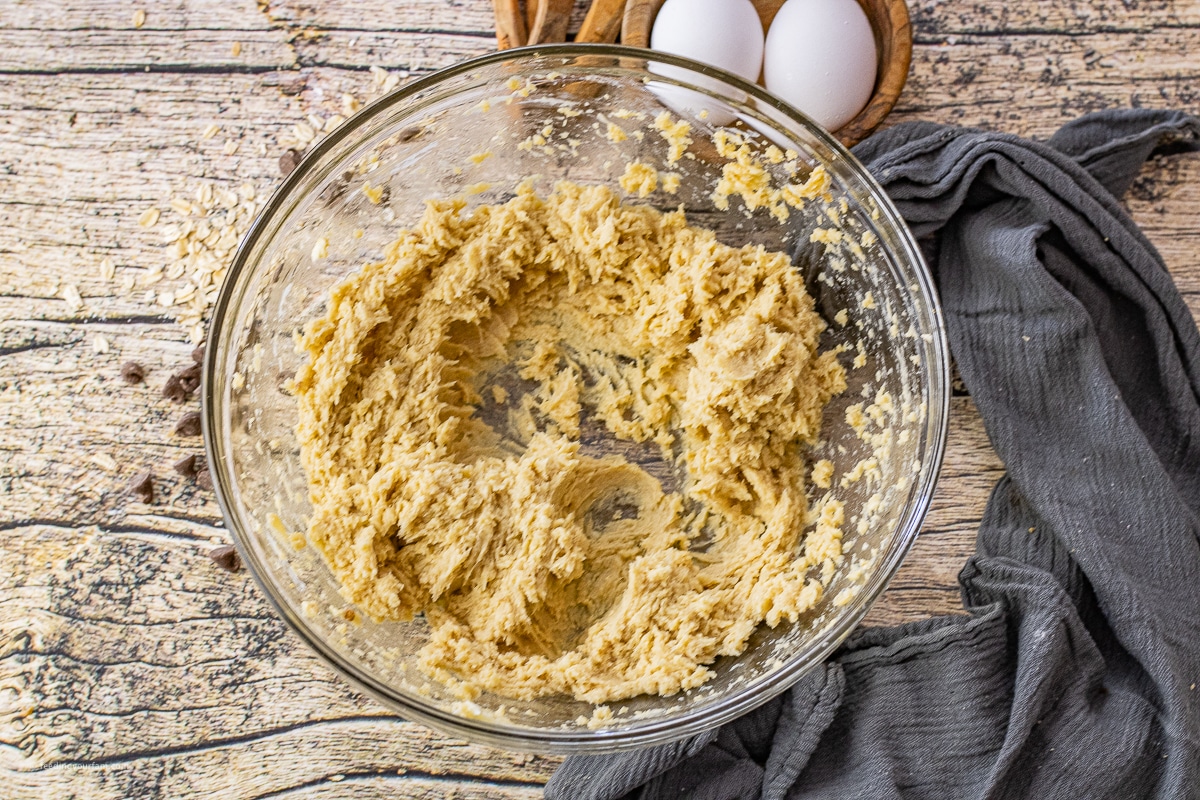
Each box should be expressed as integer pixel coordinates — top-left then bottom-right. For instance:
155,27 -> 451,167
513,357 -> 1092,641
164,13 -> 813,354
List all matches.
203,44 -> 949,753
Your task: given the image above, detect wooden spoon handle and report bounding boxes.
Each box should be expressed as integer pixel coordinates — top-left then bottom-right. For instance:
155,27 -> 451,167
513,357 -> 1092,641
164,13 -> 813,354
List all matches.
621,0 -> 665,47
528,0 -> 574,44
492,0 -> 527,50
577,0 -> 627,43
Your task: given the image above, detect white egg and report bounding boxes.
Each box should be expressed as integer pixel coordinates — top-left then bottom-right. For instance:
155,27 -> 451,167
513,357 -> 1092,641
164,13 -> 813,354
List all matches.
651,0 -> 765,84
648,0 -> 764,126
764,0 -> 878,132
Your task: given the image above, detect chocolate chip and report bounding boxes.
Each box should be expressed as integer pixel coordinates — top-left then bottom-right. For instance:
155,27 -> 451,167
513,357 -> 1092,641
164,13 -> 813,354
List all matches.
195,468 -> 214,491
162,373 -> 189,403
174,411 -> 202,437
177,363 -> 202,394
120,361 -> 146,385
128,471 -> 154,503
191,345 -> 206,364
163,363 -> 202,402
279,148 -> 303,177
209,544 -> 241,572
173,454 -> 199,477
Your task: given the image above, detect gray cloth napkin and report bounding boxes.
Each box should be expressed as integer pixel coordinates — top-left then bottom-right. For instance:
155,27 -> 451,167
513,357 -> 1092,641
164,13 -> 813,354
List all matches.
545,110 -> 1200,800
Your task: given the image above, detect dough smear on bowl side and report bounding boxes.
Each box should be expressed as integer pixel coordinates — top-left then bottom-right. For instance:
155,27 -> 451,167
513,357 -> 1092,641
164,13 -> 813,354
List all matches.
292,180 -> 846,704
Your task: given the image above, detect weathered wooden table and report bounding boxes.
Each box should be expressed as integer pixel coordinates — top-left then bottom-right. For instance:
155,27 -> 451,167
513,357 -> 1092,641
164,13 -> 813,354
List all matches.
2,0 -> 1197,796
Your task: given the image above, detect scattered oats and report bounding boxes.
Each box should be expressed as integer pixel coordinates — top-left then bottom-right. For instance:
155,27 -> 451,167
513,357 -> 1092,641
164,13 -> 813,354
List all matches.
132,9 -> 146,28
352,228 -> 364,239
158,290 -> 175,308
121,274 -> 136,292
231,41 -> 242,57
138,207 -> 161,228
311,237 -> 330,260
170,197 -> 195,216
341,93 -> 361,115
324,115 -> 345,133
90,452 -> 119,471
92,334 -> 111,354
142,268 -> 164,285
100,257 -> 116,281
231,371 -> 245,391
165,263 -> 185,280
293,122 -> 316,144
202,123 -> 221,140
144,289 -> 156,305
222,139 -> 239,155
382,74 -> 401,94
61,283 -> 83,311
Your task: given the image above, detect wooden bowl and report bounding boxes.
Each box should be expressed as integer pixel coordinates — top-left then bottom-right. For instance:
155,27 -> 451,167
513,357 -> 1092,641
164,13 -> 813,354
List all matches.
620,0 -> 912,147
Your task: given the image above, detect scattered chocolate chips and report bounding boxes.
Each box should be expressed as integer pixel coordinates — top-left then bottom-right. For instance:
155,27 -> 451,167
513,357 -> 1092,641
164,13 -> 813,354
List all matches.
177,362 -> 202,394
209,544 -> 241,573
174,410 -> 202,437
120,361 -> 146,385
162,373 -> 189,403
128,471 -> 154,504
278,148 -> 303,177
173,454 -> 199,477
195,468 -> 214,491
162,363 -> 202,403
191,345 -> 206,364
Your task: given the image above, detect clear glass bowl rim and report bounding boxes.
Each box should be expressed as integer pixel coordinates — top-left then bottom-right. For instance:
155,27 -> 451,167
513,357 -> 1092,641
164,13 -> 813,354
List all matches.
202,42 -> 951,754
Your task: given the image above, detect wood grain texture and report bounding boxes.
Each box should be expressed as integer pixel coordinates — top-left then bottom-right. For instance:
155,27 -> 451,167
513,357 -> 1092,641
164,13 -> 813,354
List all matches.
1,0 -> 1198,796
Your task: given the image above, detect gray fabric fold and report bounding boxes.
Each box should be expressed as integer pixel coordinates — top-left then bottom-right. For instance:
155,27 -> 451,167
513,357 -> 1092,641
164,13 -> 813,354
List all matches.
546,110 -> 1200,800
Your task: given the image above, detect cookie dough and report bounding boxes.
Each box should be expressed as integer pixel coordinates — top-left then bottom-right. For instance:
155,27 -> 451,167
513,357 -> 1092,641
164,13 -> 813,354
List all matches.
293,180 -> 847,704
